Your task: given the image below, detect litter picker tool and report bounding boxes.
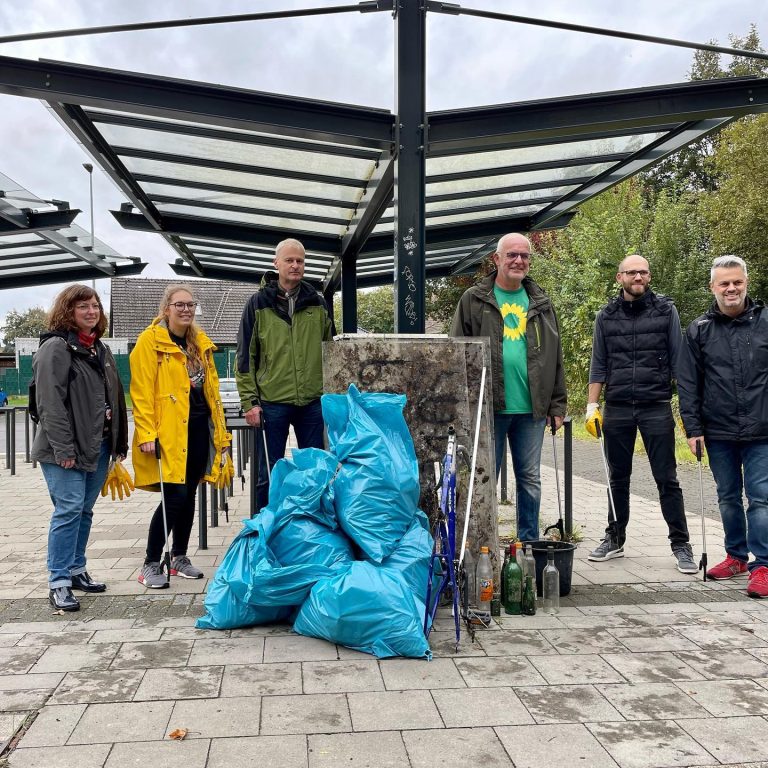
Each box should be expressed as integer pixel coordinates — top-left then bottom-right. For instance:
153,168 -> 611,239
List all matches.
696,440 -> 708,581
154,439 -> 172,585
543,420 -> 566,541
594,420 -> 619,526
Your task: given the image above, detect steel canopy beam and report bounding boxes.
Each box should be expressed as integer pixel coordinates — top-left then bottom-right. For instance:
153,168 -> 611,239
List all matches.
0,54 -> 395,149
0,261 -> 145,289
427,76 -> 768,153
112,209 -> 341,255
0,203 -> 79,234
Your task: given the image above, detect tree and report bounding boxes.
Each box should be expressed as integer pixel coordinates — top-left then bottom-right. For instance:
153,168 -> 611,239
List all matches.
0,307 -> 47,351
334,286 -> 395,333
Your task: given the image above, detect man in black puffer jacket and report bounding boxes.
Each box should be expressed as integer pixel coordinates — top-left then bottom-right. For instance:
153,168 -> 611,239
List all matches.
585,254 -> 696,573
678,255 -> 768,598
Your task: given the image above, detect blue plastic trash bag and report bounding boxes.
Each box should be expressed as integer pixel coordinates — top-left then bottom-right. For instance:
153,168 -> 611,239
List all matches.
293,560 -> 432,659
197,449 -> 353,631
322,385 -> 420,562
379,511 -> 433,602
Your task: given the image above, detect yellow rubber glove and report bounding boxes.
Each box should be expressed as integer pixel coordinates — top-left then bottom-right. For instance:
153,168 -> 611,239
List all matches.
114,460 -> 135,498
215,452 -> 234,490
585,402 -> 603,439
101,461 -> 116,498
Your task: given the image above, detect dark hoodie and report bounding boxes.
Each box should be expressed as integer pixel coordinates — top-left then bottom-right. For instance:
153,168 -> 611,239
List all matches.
678,297 -> 768,441
31,331 -> 128,470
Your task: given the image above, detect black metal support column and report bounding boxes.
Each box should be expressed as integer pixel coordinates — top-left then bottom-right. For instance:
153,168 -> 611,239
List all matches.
564,417 -> 573,538
341,253 -> 358,333
393,0 -> 426,333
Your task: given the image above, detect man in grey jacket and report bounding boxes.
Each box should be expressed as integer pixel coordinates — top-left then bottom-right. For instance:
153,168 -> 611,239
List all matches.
451,232 -> 567,543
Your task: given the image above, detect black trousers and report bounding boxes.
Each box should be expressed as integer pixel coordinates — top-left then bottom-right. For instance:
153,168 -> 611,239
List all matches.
603,401 -> 689,548
145,414 -> 209,563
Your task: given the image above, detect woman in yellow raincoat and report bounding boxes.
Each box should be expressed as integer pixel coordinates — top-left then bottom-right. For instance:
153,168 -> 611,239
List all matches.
130,284 -> 231,588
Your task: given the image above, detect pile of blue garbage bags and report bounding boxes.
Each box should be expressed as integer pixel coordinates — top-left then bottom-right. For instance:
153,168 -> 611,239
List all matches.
196,385 -> 434,660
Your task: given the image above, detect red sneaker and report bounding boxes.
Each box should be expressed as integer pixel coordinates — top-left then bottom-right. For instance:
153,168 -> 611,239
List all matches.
747,566 -> 768,598
707,555 -> 748,580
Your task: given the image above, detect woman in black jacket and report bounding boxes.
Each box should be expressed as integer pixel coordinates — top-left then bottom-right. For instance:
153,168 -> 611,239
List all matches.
32,285 -> 128,611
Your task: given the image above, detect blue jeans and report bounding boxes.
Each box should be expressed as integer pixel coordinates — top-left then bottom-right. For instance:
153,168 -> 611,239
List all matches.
494,413 -> 546,543
706,438 -> 768,570
256,399 -> 325,512
41,439 -> 111,588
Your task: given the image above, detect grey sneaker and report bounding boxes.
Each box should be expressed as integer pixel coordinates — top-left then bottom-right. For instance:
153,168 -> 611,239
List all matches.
588,536 -> 624,561
673,544 -> 698,574
171,556 -> 204,579
138,562 -> 168,589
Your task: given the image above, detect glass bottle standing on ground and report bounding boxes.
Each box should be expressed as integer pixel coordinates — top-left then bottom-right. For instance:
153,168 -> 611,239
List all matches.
502,548 -> 523,615
515,541 -> 525,577
521,570 -> 536,615
542,546 -> 560,615
476,546 -> 493,614
524,546 -> 536,591
500,544 -> 511,604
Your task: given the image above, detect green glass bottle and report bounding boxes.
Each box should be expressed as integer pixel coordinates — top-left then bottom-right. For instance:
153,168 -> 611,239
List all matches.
521,573 -> 536,616
502,552 -> 523,615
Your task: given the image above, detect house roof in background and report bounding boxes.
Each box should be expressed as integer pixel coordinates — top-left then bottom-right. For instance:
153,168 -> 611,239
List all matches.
110,277 -> 256,344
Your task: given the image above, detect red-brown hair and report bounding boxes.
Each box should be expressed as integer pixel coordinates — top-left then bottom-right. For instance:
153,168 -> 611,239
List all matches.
46,284 -> 108,338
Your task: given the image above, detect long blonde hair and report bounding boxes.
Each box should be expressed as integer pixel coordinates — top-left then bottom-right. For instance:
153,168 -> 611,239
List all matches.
157,284 -> 204,369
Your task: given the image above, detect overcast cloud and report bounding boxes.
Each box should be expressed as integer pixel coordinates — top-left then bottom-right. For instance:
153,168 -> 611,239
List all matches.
0,0 -> 765,324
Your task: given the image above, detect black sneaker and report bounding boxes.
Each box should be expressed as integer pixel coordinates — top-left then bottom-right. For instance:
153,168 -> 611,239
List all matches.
49,586 -> 80,612
71,571 -> 107,593
588,536 -> 624,561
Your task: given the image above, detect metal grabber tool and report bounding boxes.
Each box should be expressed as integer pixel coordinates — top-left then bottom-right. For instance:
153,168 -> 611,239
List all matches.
594,421 -> 620,541
543,420 -> 566,541
154,438 -> 172,584
696,440 -> 708,581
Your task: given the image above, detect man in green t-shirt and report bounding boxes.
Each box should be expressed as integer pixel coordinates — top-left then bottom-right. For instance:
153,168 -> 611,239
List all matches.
451,233 -> 567,542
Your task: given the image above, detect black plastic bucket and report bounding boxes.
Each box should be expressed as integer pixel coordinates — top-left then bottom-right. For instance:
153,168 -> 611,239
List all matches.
522,540 -> 577,597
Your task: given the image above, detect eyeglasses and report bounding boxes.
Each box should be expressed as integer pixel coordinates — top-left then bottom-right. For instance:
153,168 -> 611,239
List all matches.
620,270 -> 650,278
75,303 -> 100,311
170,302 -> 198,311
502,252 -> 531,262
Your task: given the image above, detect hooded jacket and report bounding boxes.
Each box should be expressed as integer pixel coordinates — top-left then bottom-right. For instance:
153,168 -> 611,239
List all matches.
31,331 -> 128,470
235,272 -> 334,409
678,297 -> 768,441
130,320 -> 231,490
450,271 -> 567,418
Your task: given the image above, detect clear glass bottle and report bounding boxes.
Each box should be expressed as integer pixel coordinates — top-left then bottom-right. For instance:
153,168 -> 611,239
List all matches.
476,546 -> 493,613
515,541 -> 525,577
542,546 -> 560,615
500,544 -> 511,606
521,573 -> 536,615
524,546 -> 536,593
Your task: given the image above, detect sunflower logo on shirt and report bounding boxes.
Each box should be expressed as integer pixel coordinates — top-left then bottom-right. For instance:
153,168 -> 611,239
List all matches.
499,302 -> 527,341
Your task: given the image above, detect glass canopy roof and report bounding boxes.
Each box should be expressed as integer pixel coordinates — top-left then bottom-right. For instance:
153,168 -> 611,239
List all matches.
0,53 -> 765,295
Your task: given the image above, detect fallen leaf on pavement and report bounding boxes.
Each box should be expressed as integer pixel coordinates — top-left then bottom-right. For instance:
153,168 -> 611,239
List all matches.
168,728 -> 188,741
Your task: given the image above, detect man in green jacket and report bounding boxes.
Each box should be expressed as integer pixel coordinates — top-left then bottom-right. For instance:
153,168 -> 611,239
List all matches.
451,232 -> 567,542
236,238 -> 335,512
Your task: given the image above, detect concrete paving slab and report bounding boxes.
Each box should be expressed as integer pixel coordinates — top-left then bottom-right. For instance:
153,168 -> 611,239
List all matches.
133,665 -> 222,700
104,738 -> 211,768
0,633 -> 23,646
347,690 -> 442,731
108,638 -> 193,669
302,660 -> 384,694
607,627 -> 699,653
432,686 -> 534,727
455,656 -> 547,687
600,652 -> 703,683
677,716 -> 768,764
379,657 -> 465,690
528,654 -> 625,685
674,649 -> 768,680
17,704 -> 86,747
30,643 -> 119,673
516,684 -> 625,724
264,634 -> 339,663
15,631 -> 95,646
89,627 -> 162,643
476,630 -> 559,656
221,662 -> 303,697
539,628 -> 629,654
494,723 -> 620,768
586,720 -> 715,768
0,646 -> 45,674
0,710 -> 28,748
67,700 -> 174,744
403,727 -> 513,767
681,678 -> 768,717
308,731 -> 408,768
261,693 -> 350,735
187,637 -> 264,666
207,734 -> 308,768
0,690 -> 50,712
599,682 -> 711,720
0,672 -> 64,691
165,695 -> 260,738
7,743 -> 112,768
49,669 -> 144,704
674,624 -> 768,649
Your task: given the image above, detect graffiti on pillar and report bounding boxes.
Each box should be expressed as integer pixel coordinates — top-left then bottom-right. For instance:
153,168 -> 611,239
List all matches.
401,227 -> 419,327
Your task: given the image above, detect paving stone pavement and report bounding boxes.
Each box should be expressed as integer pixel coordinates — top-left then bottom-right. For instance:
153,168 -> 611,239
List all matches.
2,438 -> 768,768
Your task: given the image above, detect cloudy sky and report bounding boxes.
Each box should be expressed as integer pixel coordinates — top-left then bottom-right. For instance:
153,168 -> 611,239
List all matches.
0,0 -> 765,325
